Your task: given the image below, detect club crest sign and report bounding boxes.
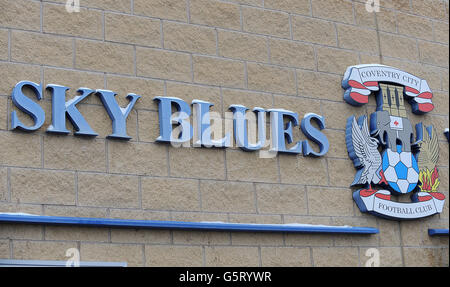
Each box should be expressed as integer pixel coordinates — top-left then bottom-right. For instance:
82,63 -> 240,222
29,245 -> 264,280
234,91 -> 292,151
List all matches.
343,64 -> 445,220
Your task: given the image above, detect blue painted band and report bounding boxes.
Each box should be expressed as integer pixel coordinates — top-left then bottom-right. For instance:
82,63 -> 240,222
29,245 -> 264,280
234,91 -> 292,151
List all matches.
0,214 -> 379,235
428,229 -> 449,236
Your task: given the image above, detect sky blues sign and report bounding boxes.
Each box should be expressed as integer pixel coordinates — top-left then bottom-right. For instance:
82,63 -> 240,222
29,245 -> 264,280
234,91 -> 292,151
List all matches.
343,64 -> 445,220
9,80 -> 329,157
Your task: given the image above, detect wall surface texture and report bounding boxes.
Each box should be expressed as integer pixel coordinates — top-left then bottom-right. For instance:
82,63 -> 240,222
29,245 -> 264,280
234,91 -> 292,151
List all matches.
0,0 -> 448,267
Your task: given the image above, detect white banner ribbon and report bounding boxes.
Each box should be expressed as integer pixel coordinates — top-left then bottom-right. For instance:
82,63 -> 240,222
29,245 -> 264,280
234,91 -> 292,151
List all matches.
354,190 -> 445,219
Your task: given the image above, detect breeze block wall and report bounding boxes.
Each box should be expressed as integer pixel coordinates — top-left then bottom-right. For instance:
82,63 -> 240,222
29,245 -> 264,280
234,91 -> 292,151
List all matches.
0,0 -> 448,267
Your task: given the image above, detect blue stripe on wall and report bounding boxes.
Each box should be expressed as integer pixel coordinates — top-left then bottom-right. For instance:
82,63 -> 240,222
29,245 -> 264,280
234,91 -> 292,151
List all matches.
0,214 -> 379,234
428,229 -> 449,236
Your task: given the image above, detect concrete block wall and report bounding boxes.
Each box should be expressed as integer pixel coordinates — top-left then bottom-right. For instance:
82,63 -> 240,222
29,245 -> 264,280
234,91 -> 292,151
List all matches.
0,0 -> 448,266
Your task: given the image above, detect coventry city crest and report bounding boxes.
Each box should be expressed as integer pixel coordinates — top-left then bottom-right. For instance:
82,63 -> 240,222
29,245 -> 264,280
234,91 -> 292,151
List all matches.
342,64 -> 445,220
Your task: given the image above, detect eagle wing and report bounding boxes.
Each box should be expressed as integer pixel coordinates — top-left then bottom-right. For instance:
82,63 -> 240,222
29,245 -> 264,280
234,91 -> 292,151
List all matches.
418,125 -> 439,171
350,116 -> 381,186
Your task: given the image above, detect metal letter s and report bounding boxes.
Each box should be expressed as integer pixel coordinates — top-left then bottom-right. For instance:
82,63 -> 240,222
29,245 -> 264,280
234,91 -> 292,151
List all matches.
11,81 -> 45,131
301,113 -> 329,157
